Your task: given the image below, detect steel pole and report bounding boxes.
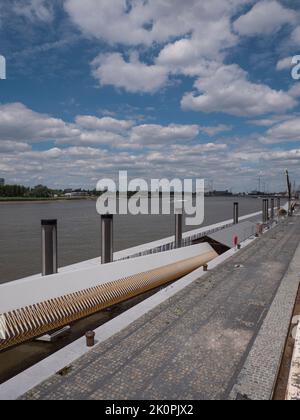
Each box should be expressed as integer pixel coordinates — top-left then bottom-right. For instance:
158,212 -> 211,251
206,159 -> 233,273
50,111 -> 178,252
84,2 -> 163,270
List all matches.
175,213 -> 183,249
101,215 -> 114,264
277,197 -> 281,210
265,199 -> 269,222
41,220 -> 58,276
270,198 -> 275,220
233,202 -> 239,225
262,199 -> 266,223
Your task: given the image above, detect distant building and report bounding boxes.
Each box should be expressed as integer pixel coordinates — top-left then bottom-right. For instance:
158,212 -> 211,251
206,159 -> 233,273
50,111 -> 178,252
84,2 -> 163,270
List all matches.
0,178 -> 5,187
212,190 -> 233,197
64,191 -> 89,198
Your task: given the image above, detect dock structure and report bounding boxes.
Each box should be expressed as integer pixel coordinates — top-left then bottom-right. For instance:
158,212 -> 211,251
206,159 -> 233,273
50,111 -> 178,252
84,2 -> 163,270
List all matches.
16,215 -> 300,401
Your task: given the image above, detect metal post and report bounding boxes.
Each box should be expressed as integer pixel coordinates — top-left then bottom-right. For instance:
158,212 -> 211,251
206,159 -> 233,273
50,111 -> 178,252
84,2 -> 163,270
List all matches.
265,199 -> 269,221
101,215 -> 113,264
175,213 -> 183,249
286,170 -> 292,216
277,197 -> 281,210
263,199 -> 269,223
270,198 -> 275,220
85,331 -> 95,347
233,202 -> 239,225
262,199 -> 267,223
41,220 -> 58,276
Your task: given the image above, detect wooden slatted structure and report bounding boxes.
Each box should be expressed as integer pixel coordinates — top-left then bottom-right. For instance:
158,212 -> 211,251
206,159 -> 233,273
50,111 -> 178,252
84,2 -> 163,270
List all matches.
0,250 -> 217,351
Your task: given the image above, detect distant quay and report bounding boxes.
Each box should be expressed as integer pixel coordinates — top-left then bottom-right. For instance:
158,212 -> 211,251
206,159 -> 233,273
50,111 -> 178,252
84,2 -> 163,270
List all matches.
0,197 -> 96,203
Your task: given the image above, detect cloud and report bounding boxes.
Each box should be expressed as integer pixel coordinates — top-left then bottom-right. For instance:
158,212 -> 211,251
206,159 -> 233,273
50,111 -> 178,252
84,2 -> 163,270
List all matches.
263,117 -> 300,143
64,0 -> 298,122
0,140 -> 30,153
65,0 -> 249,46
233,0 -> 296,36
0,103 -> 200,150
0,103 -> 133,148
1,98 -> 299,190
0,133 -> 296,192
181,64 -> 297,117
200,124 -> 233,136
64,0 -> 153,46
13,0 -> 54,23
91,53 -> 168,93
288,84 -> 300,99
0,103 -> 79,143
75,115 -> 134,133
65,147 -> 108,158
249,114 -> 295,127
170,143 -> 228,155
82,1 -> 245,94
21,147 -> 64,159
290,26 -> 300,44
276,56 -> 293,71
130,124 -> 200,145
65,130 -> 126,147
157,17 -> 237,68
262,149 -> 300,161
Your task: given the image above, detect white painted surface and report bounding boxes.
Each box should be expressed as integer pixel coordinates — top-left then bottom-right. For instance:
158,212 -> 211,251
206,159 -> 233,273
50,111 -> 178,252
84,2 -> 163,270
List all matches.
0,243 -> 214,313
0,235 -> 257,401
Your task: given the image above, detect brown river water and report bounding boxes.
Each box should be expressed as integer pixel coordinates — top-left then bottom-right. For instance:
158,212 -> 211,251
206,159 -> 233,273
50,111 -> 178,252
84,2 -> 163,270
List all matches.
0,197 -> 264,284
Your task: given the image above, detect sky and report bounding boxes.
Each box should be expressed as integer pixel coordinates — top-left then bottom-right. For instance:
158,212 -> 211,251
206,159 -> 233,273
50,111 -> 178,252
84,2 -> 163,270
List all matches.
0,0 -> 300,192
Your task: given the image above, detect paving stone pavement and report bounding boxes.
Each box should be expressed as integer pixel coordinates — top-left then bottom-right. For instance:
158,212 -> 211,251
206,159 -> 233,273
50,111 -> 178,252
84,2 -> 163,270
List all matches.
21,217 -> 300,400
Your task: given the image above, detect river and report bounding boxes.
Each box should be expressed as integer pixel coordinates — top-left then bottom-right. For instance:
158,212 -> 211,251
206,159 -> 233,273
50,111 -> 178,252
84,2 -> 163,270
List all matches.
0,196 -> 264,283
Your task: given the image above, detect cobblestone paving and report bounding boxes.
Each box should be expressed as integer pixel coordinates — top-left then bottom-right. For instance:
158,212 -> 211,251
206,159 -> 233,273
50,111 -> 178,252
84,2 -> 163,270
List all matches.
230,219 -> 300,400
21,218 -> 300,400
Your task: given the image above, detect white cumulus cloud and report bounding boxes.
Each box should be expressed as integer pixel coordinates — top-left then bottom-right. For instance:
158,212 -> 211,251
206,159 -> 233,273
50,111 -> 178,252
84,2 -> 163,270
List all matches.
92,53 -> 169,93
75,116 -> 134,133
130,124 -> 200,145
234,0 -> 295,36
276,57 -> 293,71
181,64 -> 297,117
263,117 -> 300,143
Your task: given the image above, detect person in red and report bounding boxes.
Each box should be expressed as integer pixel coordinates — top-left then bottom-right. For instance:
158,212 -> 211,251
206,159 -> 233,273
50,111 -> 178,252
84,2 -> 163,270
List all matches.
234,235 -> 239,249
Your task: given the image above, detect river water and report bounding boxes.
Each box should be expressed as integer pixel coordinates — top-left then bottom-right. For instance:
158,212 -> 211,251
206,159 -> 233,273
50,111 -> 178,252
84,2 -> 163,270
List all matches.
0,197 -> 264,283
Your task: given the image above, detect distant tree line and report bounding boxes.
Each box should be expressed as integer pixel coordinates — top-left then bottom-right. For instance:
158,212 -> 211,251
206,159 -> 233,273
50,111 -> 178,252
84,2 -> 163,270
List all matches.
0,184 -> 55,198
0,185 -> 139,198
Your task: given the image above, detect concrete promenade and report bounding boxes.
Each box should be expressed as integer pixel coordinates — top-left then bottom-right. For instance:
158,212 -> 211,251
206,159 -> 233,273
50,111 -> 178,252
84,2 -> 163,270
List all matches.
21,216 -> 300,400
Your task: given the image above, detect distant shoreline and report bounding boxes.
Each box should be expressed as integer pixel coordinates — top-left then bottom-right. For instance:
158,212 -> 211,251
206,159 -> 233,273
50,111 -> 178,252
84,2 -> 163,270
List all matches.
0,197 -> 97,204
0,195 -> 283,204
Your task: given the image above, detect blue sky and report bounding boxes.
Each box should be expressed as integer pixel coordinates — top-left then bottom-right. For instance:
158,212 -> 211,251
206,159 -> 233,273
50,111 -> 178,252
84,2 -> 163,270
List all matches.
0,0 -> 300,192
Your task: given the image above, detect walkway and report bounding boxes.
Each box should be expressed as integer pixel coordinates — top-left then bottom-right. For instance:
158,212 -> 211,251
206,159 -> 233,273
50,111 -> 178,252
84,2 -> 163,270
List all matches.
21,217 -> 300,400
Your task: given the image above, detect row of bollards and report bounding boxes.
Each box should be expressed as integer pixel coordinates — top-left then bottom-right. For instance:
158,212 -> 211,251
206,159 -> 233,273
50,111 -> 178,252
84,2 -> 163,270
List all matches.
41,198 -> 285,276
40,215 -> 115,276
41,213 -> 185,276
262,197 -> 281,224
